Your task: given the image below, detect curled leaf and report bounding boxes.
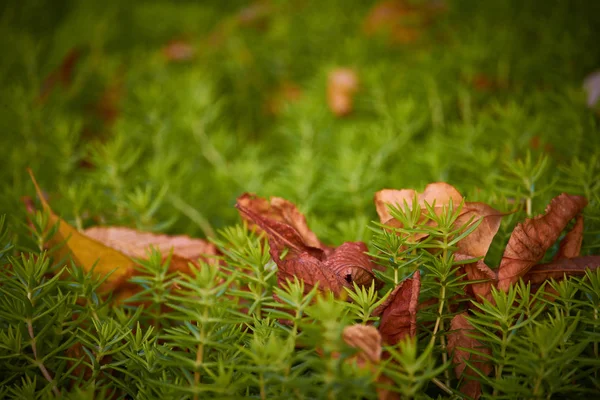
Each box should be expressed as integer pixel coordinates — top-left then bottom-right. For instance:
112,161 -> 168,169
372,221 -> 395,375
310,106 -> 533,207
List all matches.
497,193 -> 587,291
556,215 -> 584,259
454,253 -> 497,303
373,271 -> 420,345
447,313 -> 492,400
325,242 -> 383,288
238,192 -> 328,253
237,194 -> 381,296
523,255 -> 600,285
327,68 -> 359,117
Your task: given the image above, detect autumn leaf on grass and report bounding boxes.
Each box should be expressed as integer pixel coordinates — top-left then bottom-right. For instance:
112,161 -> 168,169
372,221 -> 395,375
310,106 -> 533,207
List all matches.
447,313 -> 493,400
523,256 -> 600,285
373,271 -> 420,345
29,170 -> 135,293
453,253 -> 497,303
342,325 -> 400,400
237,193 -> 329,252
375,183 -> 504,257
362,0 -> 446,45
29,170 -> 217,295
162,39 -> 196,62
236,193 -> 381,296
39,48 -> 81,102
84,226 -> 218,275
497,193 -> 588,291
327,68 -> 359,117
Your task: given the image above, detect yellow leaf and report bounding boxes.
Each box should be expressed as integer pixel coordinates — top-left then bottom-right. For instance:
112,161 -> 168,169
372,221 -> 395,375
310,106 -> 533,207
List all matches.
28,169 -> 135,293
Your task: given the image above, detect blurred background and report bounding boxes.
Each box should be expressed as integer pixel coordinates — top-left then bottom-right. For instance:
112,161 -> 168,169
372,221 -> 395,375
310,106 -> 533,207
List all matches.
2,0 -> 600,246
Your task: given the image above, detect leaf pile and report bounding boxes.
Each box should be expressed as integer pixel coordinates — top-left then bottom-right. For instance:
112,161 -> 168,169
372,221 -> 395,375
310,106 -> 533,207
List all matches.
27,174 -> 600,399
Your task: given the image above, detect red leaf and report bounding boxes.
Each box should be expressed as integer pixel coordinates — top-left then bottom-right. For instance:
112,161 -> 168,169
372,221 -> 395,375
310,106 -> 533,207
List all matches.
497,193 -> 587,291
324,242 -> 383,288
523,255 -> 600,285
374,271 -> 420,345
556,215 -> 584,259
273,251 -> 351,297
454,253 -> 497,303
447,313 -> 493,400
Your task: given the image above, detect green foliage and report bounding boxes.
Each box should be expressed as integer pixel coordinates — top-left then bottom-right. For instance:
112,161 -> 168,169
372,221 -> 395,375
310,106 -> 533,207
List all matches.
2,0 -> 600,398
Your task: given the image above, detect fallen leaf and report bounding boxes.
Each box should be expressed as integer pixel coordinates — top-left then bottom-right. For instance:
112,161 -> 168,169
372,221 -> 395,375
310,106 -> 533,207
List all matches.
373,271 -> 420,345
522,255 -> 600,285
237,194 -> 381,296
29,170 -> 136,293
583,69 -> 600,108
272,251 -> 351,297
84,226 -> 218,274
265,81 -> 303,116
236,196 -> 325,260
237,193 -> 328,252
162,39 -> 196,62
327,68 -> 359,117
447,313 -> 492,400
556,215 -> 584,259
325,242 -> 383,288
375,183 -> 504,257
363,0 -> 446,45
39,48 -> 81,102
342,324 -> 382,368
497,193 -> 587,291
454,253 -> 497,303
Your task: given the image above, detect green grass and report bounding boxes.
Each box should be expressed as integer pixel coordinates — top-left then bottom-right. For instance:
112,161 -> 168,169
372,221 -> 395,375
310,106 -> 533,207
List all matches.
1,0 -> 600,398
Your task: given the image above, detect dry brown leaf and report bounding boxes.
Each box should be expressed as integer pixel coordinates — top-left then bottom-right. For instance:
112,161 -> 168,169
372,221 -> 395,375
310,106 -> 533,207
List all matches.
273,251 -> 351,297
374,271 -> 420,345
162,40 -> 196,62
327,68 -> 359,117
237,194 -> 381,296
362,0 -> 446,45
523,255 -> 600,285
375,183 -> 504,257
238,193 -> 329,252
325,242 -> 383,288
497,193 -> 588,291
84,226 -> 218,274
29,170 -> 136,293
447,313 -> 493,400
342,324 -> 382,367
556,215 -> 584,259
39,48 -> 81,102
454,253 -> 497,303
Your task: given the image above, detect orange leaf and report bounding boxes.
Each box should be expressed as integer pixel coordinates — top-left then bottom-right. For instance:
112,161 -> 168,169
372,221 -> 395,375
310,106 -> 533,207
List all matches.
29,170 -> 136,293
327,68 -> 359,117
373,271 -> 420,345
497,193 -> 587,291
447,313 -> 493,400
342,324 -> 382,367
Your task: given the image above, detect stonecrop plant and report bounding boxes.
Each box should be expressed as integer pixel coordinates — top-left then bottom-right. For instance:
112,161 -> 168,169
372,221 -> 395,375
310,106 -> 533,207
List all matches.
2,0 -> 600,399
